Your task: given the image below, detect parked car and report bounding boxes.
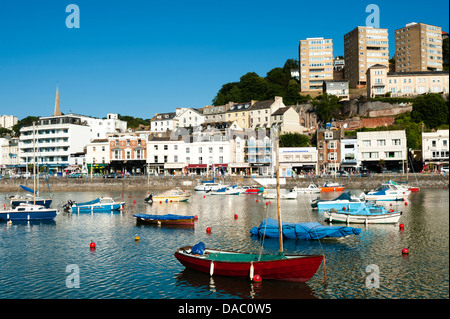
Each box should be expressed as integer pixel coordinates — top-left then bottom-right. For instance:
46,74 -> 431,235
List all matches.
441,166 -> 449,173
336,170 -> 349,177
69,173 -> 84,178
106,173 -> 123,178
360,169 -> 370,177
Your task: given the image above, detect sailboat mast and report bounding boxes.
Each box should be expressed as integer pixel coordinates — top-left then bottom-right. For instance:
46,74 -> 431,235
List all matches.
274,129 -> 283,253
32,121 -> 36,204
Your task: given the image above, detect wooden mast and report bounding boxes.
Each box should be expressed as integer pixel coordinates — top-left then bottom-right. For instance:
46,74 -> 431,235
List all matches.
274,128 -> 283,253
32,121 -> 36,204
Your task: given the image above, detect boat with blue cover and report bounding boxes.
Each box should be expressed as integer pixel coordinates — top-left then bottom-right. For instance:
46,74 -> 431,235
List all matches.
363,183 -> 410,201
324,202 -> 402,224
63,197 -> 125,213
134,213 -> 195,226
250,218 -> 361,239
210,185 -> 240,195
9,185 -> 52,208
0,203 -> 58,221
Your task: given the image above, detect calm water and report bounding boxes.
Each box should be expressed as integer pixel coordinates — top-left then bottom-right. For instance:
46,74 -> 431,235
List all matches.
0,188 -> 448,299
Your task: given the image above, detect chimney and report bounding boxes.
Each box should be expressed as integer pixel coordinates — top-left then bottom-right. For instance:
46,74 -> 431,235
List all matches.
53,84 -> 62,116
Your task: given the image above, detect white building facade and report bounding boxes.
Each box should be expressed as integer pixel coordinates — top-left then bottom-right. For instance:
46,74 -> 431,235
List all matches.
422,129 -> 449,170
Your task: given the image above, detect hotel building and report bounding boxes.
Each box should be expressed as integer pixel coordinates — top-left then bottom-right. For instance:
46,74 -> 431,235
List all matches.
395,22 -> 443,72
299,37 -> 334,91
344,26 -> 389,88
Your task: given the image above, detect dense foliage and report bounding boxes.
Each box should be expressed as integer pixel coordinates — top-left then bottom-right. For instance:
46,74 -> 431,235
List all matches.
212,59 -> 311,106
279,133 -> 310,147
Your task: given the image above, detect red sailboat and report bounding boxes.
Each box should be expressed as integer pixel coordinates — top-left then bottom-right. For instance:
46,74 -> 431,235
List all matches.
174,129 -> 324,282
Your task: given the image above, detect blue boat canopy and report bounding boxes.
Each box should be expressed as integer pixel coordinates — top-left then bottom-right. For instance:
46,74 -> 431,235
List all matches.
250,218 -> 361,240
20,185 -> 37,194
76,198 -> 101,206
201,178 -> 215,183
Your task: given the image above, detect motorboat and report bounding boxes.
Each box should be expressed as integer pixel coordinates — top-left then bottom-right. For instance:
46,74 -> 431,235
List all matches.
210,186 -> 240,195
324,202 -> 402,224
319,182 -> 345,192
194,182 -> 226,192
145,188 -> 191,203
363,183 -> 410,201
312,192 -> 366,211
134,213 -> 195,226
0,203 -> 58,221
383,180 -> 419,192
239,185 -> 264,194
292,184 -> 321,194
63,197 -> 125,213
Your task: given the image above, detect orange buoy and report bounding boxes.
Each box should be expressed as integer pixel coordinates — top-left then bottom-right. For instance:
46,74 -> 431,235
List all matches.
390,209 -> 394,212
206,227 -> 211,233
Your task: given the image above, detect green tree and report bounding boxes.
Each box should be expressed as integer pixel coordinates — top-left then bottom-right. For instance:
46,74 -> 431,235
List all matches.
279,133 -> 310,147
12,116 -> 40,136
310,93 -> 341,124
411,93 -> 448,129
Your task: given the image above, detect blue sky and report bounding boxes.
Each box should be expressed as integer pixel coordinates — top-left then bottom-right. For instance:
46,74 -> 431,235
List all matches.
0,0 -> 448,120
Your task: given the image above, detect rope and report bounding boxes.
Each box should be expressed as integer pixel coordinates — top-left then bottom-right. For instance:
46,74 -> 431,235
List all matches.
258,201 -> 270,261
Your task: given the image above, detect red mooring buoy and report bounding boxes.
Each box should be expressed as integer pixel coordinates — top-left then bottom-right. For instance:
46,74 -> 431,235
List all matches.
90,241 -> 96,249
206,227 -> 211,233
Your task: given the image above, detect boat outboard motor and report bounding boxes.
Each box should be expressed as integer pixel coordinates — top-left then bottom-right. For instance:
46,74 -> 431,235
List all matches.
144,193 -> 153,203
62,199 -> 75,211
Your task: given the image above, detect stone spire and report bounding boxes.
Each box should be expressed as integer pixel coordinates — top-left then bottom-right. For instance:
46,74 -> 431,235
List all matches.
53,84 -> 62,116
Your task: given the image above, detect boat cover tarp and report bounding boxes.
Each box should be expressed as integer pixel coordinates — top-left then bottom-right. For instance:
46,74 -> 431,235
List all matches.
76,198 -> 101,206
250,218 -> 361,239
201,178 -> 215,183
133,213 -> 195,220
192,242 -> 205,255
20,185 -> 37,194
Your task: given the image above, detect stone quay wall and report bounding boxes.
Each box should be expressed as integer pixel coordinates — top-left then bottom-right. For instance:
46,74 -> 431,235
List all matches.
0,173 -> 448,193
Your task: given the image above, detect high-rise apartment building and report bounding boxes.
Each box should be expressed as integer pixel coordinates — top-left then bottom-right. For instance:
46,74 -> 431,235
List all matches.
395,22 -> 443,72
299,37 -> 333,91
344,26 -> 389,88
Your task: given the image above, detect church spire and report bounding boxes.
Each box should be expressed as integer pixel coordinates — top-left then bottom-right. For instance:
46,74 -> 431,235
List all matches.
53,83 -> 62,116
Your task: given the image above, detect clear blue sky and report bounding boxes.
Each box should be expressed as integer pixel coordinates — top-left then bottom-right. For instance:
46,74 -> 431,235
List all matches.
0,0 -> 448,120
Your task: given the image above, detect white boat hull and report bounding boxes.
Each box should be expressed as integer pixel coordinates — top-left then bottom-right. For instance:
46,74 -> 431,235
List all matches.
324,210 -> 402,224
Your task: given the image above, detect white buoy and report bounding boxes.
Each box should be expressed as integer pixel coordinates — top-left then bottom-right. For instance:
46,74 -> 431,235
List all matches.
210,261 -> 214,276
249,262 -> 254,280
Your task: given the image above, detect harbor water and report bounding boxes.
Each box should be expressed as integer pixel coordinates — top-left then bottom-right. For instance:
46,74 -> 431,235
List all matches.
0,188 -> 448,299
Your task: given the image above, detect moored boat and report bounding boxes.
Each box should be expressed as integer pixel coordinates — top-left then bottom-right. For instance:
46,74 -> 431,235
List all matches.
319,182 -> 345,192
134,213 -> 195,226
194,182 -> 226,192
262,189 -> 297,199
145,188 -> 191,203
63,197 -> 125,213
174,245 -> 323,282
292,184 -> 321,194
0,203 -> 58,221
324,202 -> 402,224
312,191 -> 366,211
363,183 -> 410,201
210,186 -> 240,195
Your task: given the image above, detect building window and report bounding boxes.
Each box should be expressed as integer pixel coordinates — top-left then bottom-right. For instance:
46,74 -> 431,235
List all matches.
362,140 -> 371,147
377,139 -> 386,146
164,145 -> 168,150
393,139 -> 401,145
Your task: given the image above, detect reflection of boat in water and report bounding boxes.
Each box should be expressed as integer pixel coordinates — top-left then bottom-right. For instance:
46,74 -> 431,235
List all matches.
134,213 -> 195,226
0,204 -> 58,221
262,189 -> 297,199
174,268 -> 317,299
145,188 -> 191,203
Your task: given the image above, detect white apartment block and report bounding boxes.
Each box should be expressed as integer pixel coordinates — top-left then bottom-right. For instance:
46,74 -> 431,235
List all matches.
150,112 -> 178,132
422,130 -> 449,168
279,147 -> 318,174
248,97 -> 284,129
357,130 -> 407,171
0,137 -> 19,174
176,107 -> 205,128
299,37 -> 334,91
0,115 -> 18,130
18,113 -> 127,171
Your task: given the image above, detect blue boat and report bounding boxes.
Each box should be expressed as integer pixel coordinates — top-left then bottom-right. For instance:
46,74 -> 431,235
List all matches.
250,218 -> 361,240
9,185 -> 52,208
0,204 -> 58,221
63,197 -> 125,213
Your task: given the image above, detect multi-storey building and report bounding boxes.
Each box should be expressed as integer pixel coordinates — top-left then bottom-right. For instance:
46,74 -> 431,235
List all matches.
422,129 -> 449,171
395,22 -> 443,72
150,112 -> 178,132
0,115 -> 18,130
366,64 -> 449,97
340,138 -> 359,171
344,26 -> 389,88
85,138 -> 109,174
317,128 -> 344,174
279,147 -> 318,175
299,37 -> 334,91
357,130 -> 407,172
0,137 -> 19,174
322,80 -> 350,100
270,106 -> 304,133
248,97 -> 284,129
203,103 -> 233,123
225,102 -> 253,129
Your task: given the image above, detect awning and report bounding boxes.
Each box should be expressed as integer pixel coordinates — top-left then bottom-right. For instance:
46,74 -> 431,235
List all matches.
164,163 -> 185,169
228,163 -> 250,168
212,164 -> 228,167
187,164 -> 207,169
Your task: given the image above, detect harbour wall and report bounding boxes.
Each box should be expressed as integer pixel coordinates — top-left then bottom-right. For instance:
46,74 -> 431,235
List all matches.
0,174 -> 448,193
